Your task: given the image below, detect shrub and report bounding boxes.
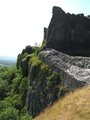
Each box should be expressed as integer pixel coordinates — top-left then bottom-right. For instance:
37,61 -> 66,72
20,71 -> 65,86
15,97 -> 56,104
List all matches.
0,80 -> 8,99
47,71 -> 60,88
0,100 -> 11,112
0,107 -> 19,120
20,113 -> 32,120
11,95 -> 23,110
11,76 -> 22,94
19,77 -> 28,106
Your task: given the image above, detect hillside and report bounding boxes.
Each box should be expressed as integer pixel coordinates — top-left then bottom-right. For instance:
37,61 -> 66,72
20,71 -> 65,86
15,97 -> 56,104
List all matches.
34,85 -> 90,120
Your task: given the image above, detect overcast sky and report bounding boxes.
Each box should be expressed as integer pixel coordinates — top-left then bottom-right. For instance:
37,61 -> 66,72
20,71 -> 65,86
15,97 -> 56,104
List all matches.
0,0 -> 90,57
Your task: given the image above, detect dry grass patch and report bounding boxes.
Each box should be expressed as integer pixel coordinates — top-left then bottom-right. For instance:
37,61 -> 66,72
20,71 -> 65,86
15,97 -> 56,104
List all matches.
34,85 -> 90,120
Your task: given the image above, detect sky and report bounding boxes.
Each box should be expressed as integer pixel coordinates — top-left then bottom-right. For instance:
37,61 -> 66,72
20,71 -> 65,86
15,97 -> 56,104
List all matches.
0,0 -> 90,57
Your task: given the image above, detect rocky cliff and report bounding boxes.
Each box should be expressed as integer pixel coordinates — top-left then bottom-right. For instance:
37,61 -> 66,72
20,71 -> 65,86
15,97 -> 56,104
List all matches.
16,6 -> 90,118
39,49 -> 90,90
26,48 -> 90,118
45,6 -> 90,56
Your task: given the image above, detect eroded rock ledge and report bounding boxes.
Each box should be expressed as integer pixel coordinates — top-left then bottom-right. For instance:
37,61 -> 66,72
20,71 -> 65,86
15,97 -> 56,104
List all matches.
39,49 -> 90,91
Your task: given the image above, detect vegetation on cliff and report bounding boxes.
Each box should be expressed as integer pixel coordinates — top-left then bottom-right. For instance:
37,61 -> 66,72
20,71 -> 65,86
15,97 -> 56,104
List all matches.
0,41 -> 68,119
0,42 -> 65,119
0,39 -> 90,120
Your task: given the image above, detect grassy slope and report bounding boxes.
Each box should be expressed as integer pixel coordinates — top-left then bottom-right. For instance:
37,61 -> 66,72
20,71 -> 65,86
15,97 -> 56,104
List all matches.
34,85 -> 90,120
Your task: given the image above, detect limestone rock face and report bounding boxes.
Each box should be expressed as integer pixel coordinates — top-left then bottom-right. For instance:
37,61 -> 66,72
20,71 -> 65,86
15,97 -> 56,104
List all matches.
46,6 -> 90,56
39,49 -> 90,91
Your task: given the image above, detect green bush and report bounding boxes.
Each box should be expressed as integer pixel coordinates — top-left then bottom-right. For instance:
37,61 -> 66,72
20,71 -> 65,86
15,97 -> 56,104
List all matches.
39,64 -> 52,82
11,95 -> 23,110
20,113 -> 32,120
0,107 -> 19,120
19,77 -> 28,106
47,71 -> 60,87
29,54 -> 42,65
0,80 -> 8,99
0,100 -> 11,112
11,76 -> 22,94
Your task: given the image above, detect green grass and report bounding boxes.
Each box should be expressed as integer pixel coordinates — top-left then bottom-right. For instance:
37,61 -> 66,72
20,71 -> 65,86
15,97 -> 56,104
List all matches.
29,54 -> 42,66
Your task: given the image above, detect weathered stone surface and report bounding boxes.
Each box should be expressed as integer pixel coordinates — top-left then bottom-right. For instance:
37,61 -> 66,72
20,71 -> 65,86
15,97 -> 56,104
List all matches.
21,55 -> 31,76
26,49 -> 90,117
45,6 -> 90,56
87,15 -> 90,19
22,45 -> 33,55
26,6 -> 90,117
39,49 -> 90,90
16,45 -> 34,70
26,55 -> 66,117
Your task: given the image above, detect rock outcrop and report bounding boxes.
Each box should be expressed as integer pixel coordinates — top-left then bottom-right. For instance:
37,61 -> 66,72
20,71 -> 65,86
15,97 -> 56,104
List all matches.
25,6 -> 90,118
22,45 -> 33,55
45,6 -> 90,56
26,57 -> 64,117
39,49 -> 90,90
26,48 -> 90,117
